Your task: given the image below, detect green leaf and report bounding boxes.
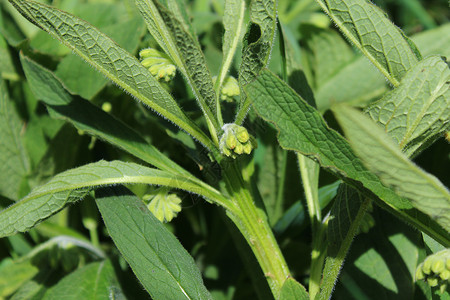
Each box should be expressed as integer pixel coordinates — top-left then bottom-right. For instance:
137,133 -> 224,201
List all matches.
55,17 -> 145,100
9,0 -> 215,151
0,160 -> 230,237
244,69 -> 450,246
412,23 -> 450,58
278,277 -> 309,300
0,258 -> 39,297
215,0 -> 245,97
0,35 -> 18,80
43,260 -> 123,300
317,185 -> 371,300
334,105 -> 450,233
366,56 -> 450,158
135,0 -> 220,131
0,81 -> 30,200
21,54 -> 191,176
235,0 -> 278,124
315,0 -> 420,86
95,186 -> 212,300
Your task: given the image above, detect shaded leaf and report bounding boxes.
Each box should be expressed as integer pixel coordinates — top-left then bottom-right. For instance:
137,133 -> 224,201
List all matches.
96,186 -> 212,300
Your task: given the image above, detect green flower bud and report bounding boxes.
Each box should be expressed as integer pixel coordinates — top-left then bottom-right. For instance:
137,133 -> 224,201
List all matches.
221,76 -> 240,101
423,258 -> 432,275
139,48 -> 176,81
427,277 -> 439,287
440,269 -> 449,280
415,267 -> 424,280
446,257 -> 450,270
219,124 -> 256,158
432,260 -> 445,274
145,189 -> 182,223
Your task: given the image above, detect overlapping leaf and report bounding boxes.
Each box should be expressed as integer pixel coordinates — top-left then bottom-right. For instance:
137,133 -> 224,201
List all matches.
8,0 -> 214,150
0,160 -> 229,237
96,186 -> 212,300
366,56 -> 450,158
315,0 -> 420,86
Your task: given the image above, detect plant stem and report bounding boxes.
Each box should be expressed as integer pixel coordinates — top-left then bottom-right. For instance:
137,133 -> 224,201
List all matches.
222,161 -> 292,298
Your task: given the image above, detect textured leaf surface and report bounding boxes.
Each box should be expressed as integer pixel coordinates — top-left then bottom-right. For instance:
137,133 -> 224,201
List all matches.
0,160 -> 228,237
136,0 -> 219,130
366,56 -> 450,157
43,260 -> 123,300
245,69 -> 450,246
96,186 -> 212,300
21,54 -> 190,176
9,0 -> 213,149
0,81 -> 30,200
278,277 -> 309,300
315,0 -> 419,85
335,105 -> 450,232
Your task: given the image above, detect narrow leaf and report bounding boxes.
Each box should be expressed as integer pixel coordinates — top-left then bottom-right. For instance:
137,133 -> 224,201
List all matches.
334,105 -> 450,233
136,0 -> 220,131
235,0 -> 277,123
0,81 -> 30,200
21,54 -> 191,176
9,0 -> 215,151
366,56 -> 450,157
0,160 -> 230,237
315,0 -> 419,86
244,69 -> 450,246
96,186 -> 212,300
43,260 -> 124,300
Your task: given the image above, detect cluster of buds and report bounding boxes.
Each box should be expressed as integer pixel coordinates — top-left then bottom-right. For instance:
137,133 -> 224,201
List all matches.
139,48 -> 176,82
415,249 -> 450,293
219,124 -> 256,158
356,202 -> 375,234
143,188 -> 182,223
213,76 -> 240,102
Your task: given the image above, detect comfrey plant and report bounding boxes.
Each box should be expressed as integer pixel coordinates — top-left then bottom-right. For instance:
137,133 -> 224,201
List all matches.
0,0 -> 449,299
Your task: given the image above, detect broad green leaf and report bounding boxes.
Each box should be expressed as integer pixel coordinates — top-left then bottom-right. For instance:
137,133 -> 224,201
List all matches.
9,0 -> 215,151
21,54 -> 191,176
0,160 -> 230,237
135,0 -> 220,131
43,260 -> 123,300
317,185 -> 370,300
278,277 -> 309,300
0,81 -> 30,200
55,17 -> 145,100
366,56 -> 450,158
0,258 -> 39,297
215,0 -> 245,97
11,267 -> 58,300
244,69 -> 450,246
412,23 -> 450,58
334,105 -> 450,233
315,0 -> 419,86
235,0 -> 278,124
95,186 -> 212,300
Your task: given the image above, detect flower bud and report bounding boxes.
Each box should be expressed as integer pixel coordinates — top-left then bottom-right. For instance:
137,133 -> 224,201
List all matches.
139,48 -> 176,81
145,189 -> 182,223
219,124 -> 256,158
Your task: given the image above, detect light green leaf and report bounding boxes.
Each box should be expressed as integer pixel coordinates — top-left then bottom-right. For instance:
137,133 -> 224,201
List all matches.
412,23 -> 450,58
215,0 -> 245,97
9,0 -> 215,151
0,35 -> 18,80
366,56 -> 450,158
135,0 -> 220,131
0,258 -> 39,298
0,81 -> 30,200
334,105 -> 450,233
96,186 -> 212,300
317,185 -> 371,300
244,69 -> 450,246
278,277 -> 309,300
235,0 -> 278,124
43,260 -> 123,300
0,160 -> 230,237
21,54 -> 190,176
315,0 -> 419,86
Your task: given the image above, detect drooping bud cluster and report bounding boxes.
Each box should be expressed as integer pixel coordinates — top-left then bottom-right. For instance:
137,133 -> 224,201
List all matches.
356,202 -> 375,234
216,76 -> 240,101
139,48 -> 176,82
144,189 -> 182,223
219,124 -> 256,158
415,249 -> 450,293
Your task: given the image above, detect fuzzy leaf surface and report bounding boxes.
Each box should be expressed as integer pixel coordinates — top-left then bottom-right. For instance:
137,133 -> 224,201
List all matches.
334,105 -> 450,233
0,160 -> 228,237
315,0 -> 419,86
96,186 -> 212,300
366,56 -> 450,157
